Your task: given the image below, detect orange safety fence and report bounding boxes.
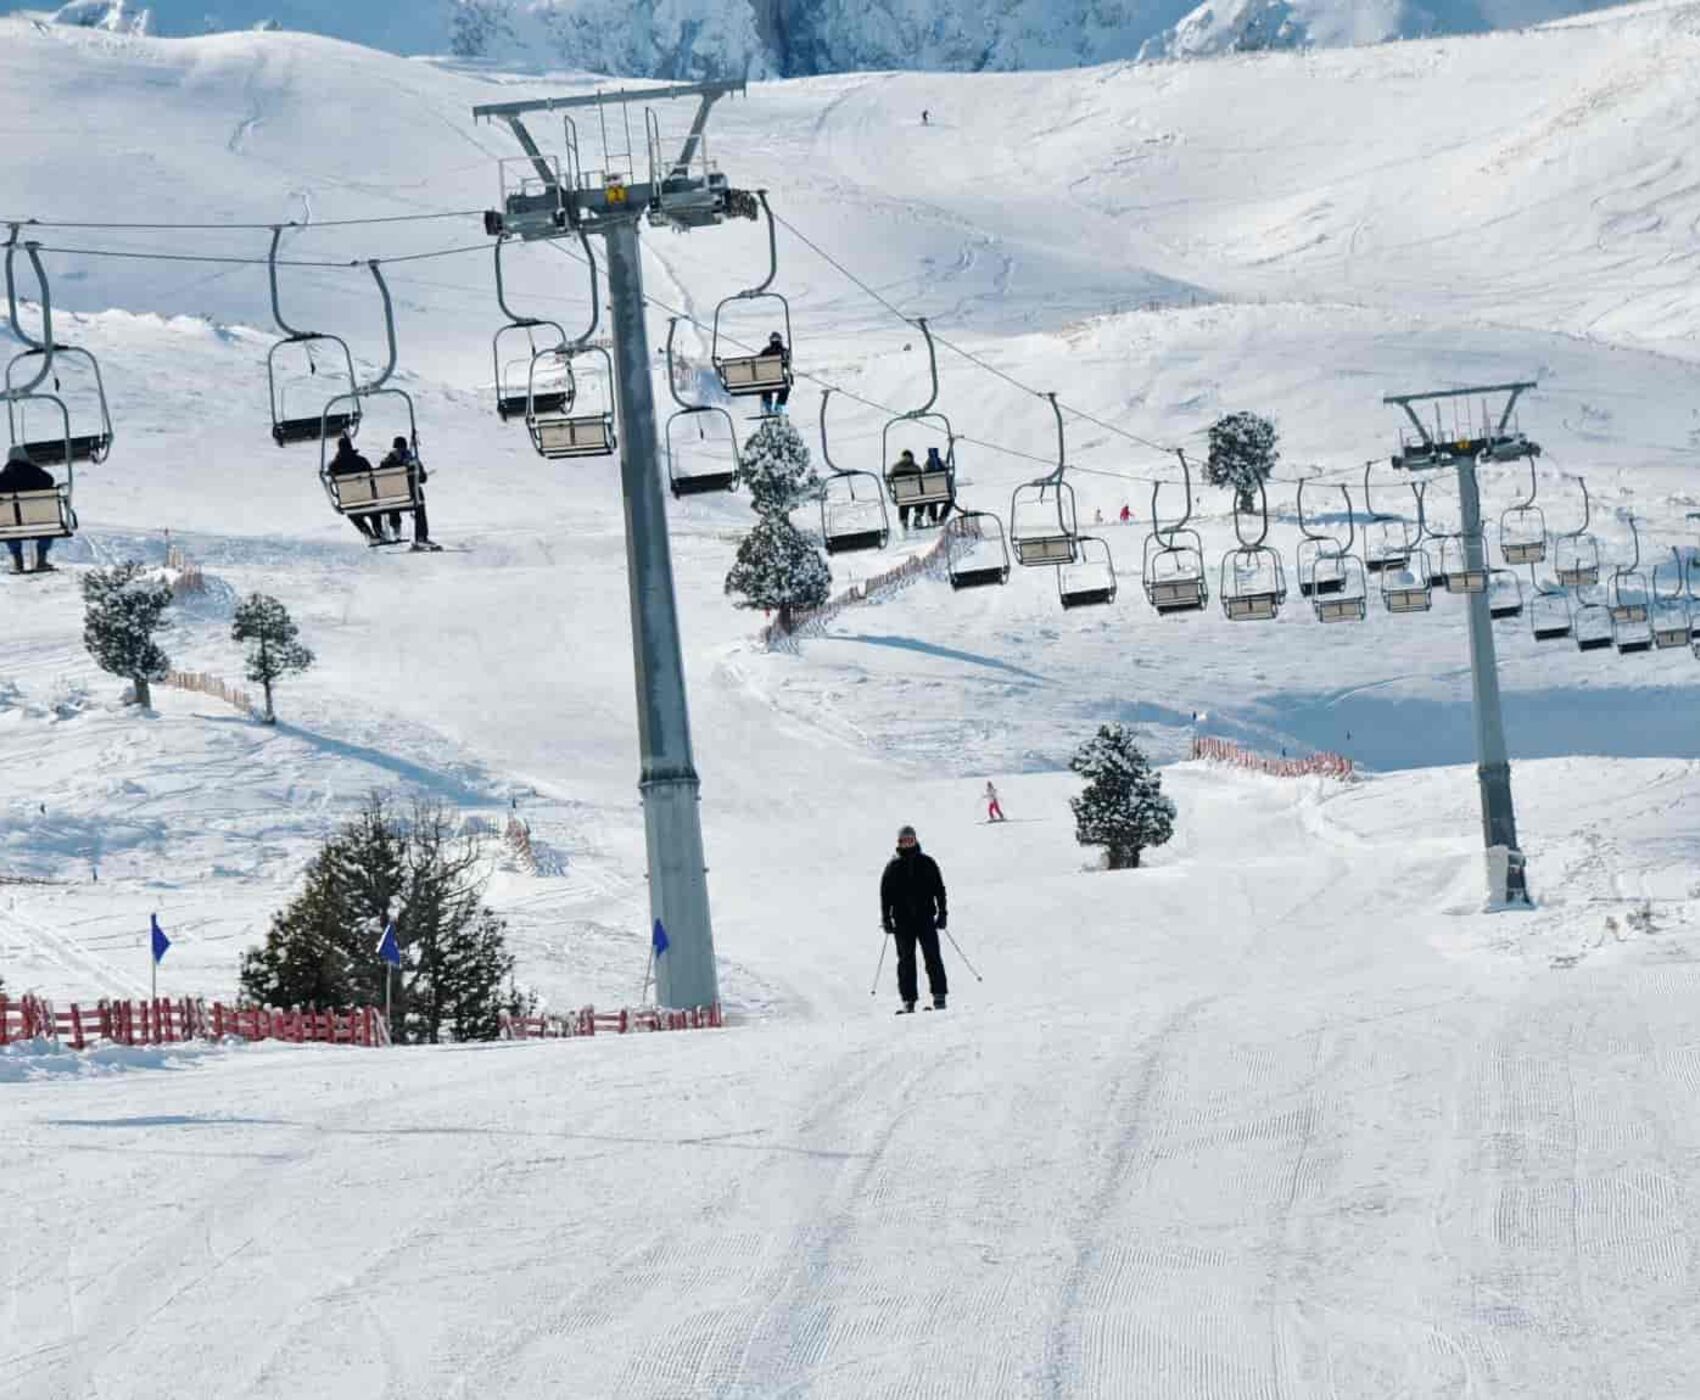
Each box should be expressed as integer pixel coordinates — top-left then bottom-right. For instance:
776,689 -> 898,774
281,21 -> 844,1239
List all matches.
1190,735 -> 1354,781
0,993 -> 390,1050
499,1003 -> 724,1039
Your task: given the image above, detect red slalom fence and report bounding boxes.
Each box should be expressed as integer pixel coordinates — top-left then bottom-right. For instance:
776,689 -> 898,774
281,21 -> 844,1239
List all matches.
499,1003 -> 724,1039
1190,736 -> 1354,781
0,993 -> 390,1051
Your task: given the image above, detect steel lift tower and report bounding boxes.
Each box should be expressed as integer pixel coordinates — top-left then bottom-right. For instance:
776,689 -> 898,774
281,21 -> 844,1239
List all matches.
475,82 -> 750,1009
1385,381 -> 1539,907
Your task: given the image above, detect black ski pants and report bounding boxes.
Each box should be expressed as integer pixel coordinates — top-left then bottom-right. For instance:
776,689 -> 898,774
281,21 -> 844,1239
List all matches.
894,924 -> 947,1004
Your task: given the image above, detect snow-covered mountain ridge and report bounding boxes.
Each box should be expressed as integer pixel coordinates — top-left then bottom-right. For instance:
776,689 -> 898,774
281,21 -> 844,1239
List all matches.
17,0 -> 1635,75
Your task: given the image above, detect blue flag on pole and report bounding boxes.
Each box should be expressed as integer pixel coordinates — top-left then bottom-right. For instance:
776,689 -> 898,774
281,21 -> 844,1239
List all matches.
377,920 -> 401,968
150,913 -> 170,965
652,919 -> 669,956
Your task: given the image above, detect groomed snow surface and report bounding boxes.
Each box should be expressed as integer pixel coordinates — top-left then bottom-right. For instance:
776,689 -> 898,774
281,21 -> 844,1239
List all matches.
4,6 -> 1700,1396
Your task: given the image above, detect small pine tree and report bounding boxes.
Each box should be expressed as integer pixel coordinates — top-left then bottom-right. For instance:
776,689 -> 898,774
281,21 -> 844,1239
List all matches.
725,512 -> 832,633
239,796 -> 516,1043
1069,724 -> 1176,871
81,561 -> 172,708
231,593 -> 314,724
739,415 -> 821,516
1205,411 -> 1279,512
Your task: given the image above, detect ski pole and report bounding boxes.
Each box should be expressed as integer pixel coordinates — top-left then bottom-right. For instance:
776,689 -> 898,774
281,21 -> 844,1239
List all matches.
870,930 -> 889,996
942,927 -> 983,983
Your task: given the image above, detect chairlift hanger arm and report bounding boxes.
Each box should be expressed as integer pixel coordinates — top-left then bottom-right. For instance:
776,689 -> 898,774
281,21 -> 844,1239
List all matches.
568,225 -> 599,349
664,317 -> 695,412
1046,391 -> 1066,485
3,232 -> 54,396
1234,475 -> 1271,549
737,191 -> 779,299
360,260 -> 398,393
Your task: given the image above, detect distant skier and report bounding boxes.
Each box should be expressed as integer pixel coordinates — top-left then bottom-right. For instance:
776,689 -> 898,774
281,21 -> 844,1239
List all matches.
984,781 -> 1005,823
758,331 -> 791,415
1119,502 -> 1132,525
922,109 -> 930,126
881,824 -> 948,1013
0,446 -> 59,574
377,435 -> 440,552
327,433 -> 383,543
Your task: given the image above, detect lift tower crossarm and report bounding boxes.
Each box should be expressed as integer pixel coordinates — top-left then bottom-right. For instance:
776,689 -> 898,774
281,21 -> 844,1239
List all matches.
1384,381 -> 1537,459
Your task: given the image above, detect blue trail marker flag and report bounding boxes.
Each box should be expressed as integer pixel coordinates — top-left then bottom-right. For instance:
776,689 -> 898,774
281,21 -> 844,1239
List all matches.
150,914 -> 170,965
377,920 -> 401,968
652,919 -> 670,956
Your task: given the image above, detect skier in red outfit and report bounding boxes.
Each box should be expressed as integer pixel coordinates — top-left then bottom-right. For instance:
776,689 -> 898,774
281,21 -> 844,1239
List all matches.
985,781 -> 1005,823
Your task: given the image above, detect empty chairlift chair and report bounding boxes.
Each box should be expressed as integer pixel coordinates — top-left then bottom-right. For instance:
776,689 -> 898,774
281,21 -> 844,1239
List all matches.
521,231 -> 615,461
945,511 -> 1010,590
662,318 -> 739,496
266,226 -> 358,448
1487,569 -> 1523,620
1058,535 -> 1117,609
1009,393 -> 1080,568
1573,588 -> 1614,652
711,191 -> 793,407
1219,478 -> 1286,622
1294,478 -> 1348,599
1362,461 -> 1413,575
1552,476 -> 1602,588
1308,487 -> 1367,624
1499,454 -> 1546,565
491,236 -> 574,422
1142,452 -> 1208,616
1651,548 -> 1691,649
1608,518 -> 1653,653
1527,565 -> 1572,642
1435,531 -> 1489,594
817,389 -> 889,555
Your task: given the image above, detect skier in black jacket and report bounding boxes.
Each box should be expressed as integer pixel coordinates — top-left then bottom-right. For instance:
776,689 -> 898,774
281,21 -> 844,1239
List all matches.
881,824 -> 948,1013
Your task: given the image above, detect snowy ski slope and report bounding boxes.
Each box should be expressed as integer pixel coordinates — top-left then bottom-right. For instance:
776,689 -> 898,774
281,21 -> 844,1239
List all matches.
3,6 -> 1700,1395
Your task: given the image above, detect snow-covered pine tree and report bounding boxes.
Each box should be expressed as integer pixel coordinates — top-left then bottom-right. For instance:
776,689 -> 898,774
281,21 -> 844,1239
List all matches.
239,797 -> 518,1042
80,561 -> 173,708
231,592 -> 314,724
1069,724 -> 1176,870
1204,410 -> 1280,512
725,512 -> 831,633
739,413 -> 821,516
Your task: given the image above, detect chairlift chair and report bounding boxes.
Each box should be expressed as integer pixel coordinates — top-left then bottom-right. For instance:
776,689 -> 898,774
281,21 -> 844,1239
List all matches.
1308,488 -> 1366,623
945,510 -> 1010,590
1058,535 -> 1117,609
5,346 -> 113,465
817,389 -> 888,554
1528,568 -> 1572,642
491,236 -> 574,421
1487,569 -> 1523,621
1219,478 -> 1286,622
1651,548 -> 1691,649
1553,476 -> 1601,587
1606,516 -> 1650,624
318,387 -> 424,520
711,191 -> 794,402
1142,454 -> 1208,615
1499,454 -> 1546,564
1573,588 -> 1614,652
265,226 -> 358,447
1009,393 -> 1079,567
1362,462 -> 1413,574
662,319 -> 738,496
0,394 -> 76,543
880,318 -> 956,526
1435,532 -> 1489,594
1294,478 -> 1347,598
1381,482 -> 1435,613
2,236 -> 82,542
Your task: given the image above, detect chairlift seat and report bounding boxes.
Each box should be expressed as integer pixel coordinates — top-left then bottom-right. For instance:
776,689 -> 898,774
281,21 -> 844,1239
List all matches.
890,470 -> 953,508
1490,597 -> 1524,620
20,433 -> 109,467
1013,534 -> 1077,567
670,469 -> 739,498
0,487 -> 74,540
1384,583 -> 1433,614
1501,540 -> 1546,565
717,354 -> 790,397
950,563 -> 1008,590
274,411 -> 357,448
1150,578 -> 1207,614
1224,592 -> 1280,622
1061,585 -> 1115,610
499,390 -> 570,421
1609,601 -> 1649,624
329,467 -> 416,515
1653,622 -> 1688,649
1533,621 -> 1572,642
1444,569 -> 1488,595
1555,564 -> 1598,588
825,527 -> 886,556
1615,634 -> 1653,655
533,415 -> 615,460
1316,595 -> 1366,624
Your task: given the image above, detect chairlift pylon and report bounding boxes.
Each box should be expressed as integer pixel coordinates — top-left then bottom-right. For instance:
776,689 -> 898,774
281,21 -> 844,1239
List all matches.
1,233 -> 78,547
1499,452 -> 1546,565
1008,393 -> 1079,567
1553,476 -> 1602,588
1142,449 -> 1208,615
663,317 -> 739,497
491,234 -> 574,422
266,224 -> 359,448
1219,476 -> 1286,622
817,388 -> 889,555
881,317 -> 956,529
711,190 -> 793,402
